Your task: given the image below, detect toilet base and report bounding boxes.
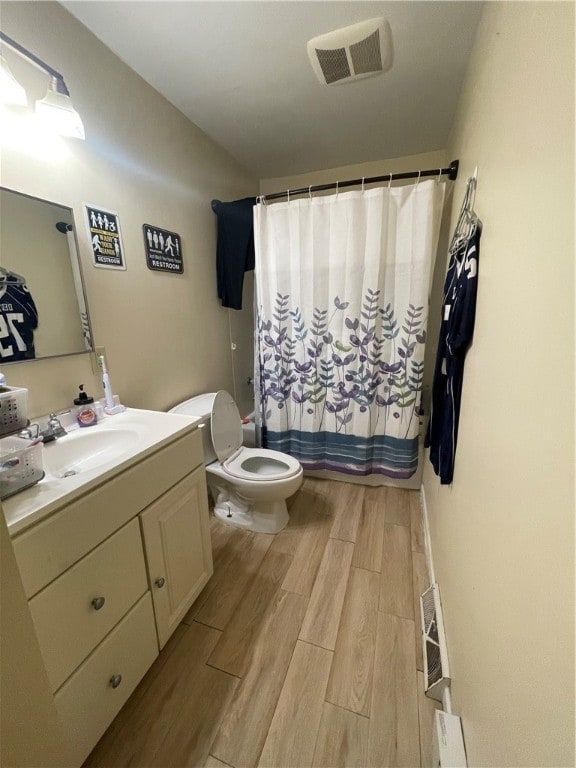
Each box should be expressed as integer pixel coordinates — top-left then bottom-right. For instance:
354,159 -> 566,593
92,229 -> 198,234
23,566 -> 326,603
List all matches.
213,496 -> 289,534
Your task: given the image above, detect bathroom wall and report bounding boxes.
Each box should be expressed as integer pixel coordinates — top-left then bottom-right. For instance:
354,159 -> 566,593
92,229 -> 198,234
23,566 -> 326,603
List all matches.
422,3 -> 575,766
0,1 -> 257,418
230,270 -> 256,419
260,150 -> 448,196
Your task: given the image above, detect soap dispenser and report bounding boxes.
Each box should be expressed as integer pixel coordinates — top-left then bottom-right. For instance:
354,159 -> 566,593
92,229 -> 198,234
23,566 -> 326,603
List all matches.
74,384 -> 98,428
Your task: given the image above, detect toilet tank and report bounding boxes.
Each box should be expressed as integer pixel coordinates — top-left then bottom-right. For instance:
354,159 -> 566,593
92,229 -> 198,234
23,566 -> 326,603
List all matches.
169,393 -> 217,464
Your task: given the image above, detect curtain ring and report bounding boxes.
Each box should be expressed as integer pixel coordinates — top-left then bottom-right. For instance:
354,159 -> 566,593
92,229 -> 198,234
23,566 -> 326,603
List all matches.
437,168 -> 442,184
287,189 -> 290,204
361,177 -> 365,194
309,185 -> 312,199
388,173 -> 393,190
336,181 -> 339,199
416,170 -> 421,188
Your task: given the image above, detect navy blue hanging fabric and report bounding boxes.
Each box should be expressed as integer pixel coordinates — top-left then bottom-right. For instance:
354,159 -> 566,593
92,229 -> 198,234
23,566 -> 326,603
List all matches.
0,277 -> 38,361
211,197 -> 256,310
425,225 -> 481,484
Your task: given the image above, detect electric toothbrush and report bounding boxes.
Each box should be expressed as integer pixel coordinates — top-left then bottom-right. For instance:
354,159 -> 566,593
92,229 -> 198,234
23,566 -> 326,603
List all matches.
99,354 -> 126,415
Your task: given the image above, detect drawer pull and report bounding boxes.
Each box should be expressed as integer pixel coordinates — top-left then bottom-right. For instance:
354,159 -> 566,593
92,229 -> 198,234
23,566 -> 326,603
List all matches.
154,577 -> 165,588
91,596 -> 106,611
109,674 -> 122,689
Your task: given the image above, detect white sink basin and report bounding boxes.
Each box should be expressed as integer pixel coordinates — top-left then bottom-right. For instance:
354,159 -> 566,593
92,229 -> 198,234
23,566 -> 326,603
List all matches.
3,408 -> 202,536
42,428 -> 140,478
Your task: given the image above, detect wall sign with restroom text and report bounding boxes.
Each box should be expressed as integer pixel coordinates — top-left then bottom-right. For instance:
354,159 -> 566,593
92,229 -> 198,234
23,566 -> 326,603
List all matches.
84,204 -> 126,270
143,225 -> 183,274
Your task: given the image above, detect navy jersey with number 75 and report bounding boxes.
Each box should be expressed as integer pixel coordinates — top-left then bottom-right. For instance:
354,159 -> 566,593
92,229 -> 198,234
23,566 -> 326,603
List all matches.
425,226 -> 481,484
0,281 -> 39,361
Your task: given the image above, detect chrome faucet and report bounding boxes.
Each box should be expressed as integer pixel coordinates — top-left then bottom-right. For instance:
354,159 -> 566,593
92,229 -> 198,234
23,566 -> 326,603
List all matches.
41,412 -> 68,442
17,411 -> 69,442
18,423 -> 40,440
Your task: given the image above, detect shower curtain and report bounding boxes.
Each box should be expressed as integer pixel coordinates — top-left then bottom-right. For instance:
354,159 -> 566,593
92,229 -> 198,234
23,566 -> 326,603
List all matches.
254,180 -> 445,479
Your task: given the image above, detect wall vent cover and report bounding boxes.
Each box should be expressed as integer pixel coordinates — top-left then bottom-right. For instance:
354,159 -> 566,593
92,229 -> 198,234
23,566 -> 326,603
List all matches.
421,583 -> 451,701
307,18 -> 392,86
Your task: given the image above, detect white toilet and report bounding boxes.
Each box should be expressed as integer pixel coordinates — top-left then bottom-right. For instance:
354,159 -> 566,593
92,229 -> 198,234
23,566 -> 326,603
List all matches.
169,391 -> 303,533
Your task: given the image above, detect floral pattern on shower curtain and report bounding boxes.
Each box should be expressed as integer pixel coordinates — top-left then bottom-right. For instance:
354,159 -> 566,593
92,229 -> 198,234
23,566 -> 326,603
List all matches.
254,181 -> 445,479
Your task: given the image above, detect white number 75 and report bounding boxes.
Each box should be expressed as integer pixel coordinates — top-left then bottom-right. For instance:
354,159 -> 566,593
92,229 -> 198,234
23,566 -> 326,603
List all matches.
0,313 -> 26,357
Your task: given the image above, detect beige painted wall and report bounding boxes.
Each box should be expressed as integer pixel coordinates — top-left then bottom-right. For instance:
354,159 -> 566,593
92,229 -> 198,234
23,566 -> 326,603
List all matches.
260,150 -> 448,196
231,270 -> 256,418
422,3 -> 575,766
0,2 -> 257,418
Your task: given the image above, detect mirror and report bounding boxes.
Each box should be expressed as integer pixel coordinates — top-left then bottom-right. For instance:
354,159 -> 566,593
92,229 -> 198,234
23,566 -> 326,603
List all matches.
0,188 -> 92,363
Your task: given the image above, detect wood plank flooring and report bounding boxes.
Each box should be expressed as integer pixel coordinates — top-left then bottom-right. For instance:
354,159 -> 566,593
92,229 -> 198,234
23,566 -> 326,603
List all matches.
84,478 -> 435,768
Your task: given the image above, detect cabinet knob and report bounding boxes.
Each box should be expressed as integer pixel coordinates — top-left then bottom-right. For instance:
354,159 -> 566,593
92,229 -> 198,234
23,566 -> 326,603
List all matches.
109,674 -> 122,689
91,596 -> 106,611
155,577 -> 166,588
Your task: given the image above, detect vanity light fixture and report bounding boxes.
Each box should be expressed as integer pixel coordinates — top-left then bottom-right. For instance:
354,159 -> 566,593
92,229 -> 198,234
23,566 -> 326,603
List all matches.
0,53 -> 27,107
0,31 -> 85,139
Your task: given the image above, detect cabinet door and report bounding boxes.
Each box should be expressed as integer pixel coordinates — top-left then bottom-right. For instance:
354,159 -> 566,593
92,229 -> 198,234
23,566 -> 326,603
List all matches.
140,467 -> 213,648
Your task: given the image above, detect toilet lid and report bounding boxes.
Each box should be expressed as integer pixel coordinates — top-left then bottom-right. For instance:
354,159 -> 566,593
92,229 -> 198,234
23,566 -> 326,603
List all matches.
211,390 -> 243,463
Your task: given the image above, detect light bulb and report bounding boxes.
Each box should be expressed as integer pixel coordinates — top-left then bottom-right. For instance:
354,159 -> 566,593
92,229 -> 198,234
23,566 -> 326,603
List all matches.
35,79 -> 85,140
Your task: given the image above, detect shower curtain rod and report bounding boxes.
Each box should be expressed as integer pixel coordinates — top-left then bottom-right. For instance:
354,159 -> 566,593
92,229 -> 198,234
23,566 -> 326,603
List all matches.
259,159 -> 459,202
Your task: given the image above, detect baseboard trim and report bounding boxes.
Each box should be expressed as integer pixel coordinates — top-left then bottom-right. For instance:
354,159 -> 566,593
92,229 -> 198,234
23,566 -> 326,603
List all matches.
419,482 -> 436,587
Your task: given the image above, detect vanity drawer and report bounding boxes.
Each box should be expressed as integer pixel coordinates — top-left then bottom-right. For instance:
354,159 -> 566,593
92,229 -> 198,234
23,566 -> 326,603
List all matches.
29,518 -> 149,693
13,427 -> 202,598
55,592 -> 158,767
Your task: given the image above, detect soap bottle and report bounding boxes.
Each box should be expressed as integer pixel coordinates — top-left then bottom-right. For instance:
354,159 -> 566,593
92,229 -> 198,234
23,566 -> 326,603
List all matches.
74,384 -> 98,428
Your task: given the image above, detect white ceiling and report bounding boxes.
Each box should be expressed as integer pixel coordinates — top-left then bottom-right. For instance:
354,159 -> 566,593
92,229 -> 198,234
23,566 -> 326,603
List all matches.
62,1 -> 483,178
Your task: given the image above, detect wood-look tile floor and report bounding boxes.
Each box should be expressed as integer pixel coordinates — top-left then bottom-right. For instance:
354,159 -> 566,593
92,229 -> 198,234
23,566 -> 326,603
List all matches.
84,478 -> 441,768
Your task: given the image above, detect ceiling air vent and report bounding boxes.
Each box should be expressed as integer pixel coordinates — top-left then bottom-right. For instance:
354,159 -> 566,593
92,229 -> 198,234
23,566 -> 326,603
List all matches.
307,18 -> 392,86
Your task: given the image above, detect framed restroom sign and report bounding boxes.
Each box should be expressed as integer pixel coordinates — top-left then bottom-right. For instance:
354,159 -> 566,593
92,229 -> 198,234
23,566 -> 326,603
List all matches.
143,224 -> 183,274
84,204 -> 126,270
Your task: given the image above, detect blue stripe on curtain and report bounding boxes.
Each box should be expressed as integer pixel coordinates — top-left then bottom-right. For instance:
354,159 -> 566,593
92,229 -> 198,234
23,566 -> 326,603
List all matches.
264,429 -> 419,478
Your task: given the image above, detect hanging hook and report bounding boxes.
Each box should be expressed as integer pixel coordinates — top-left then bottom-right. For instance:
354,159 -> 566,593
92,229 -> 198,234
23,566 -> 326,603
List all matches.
388,173 -> 393,189
361,177 -> 365,194
309,185 -> 312,199
335,181 -> 339,199
437,168 -> 442,184
287,189 -> 290,204
467,176 -> 477,213
416,170 -> 421,188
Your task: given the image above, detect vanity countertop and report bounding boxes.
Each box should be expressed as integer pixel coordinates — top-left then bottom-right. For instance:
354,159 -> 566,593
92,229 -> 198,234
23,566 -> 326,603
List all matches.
2,408 -> 201,536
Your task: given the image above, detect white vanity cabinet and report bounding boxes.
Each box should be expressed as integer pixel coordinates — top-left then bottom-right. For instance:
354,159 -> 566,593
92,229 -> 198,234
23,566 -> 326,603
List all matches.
9,424 -> 213,767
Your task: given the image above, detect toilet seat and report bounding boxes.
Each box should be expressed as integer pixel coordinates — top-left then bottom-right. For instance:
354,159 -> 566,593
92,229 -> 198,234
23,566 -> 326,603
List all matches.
210,391 -> 300,482
223,446 -> 301,482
